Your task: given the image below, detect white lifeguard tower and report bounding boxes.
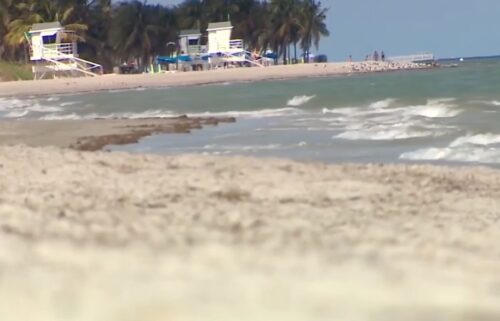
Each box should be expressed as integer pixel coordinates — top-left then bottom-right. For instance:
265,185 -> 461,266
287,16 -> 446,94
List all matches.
27,22 -> 102,79
206,21 -> 264,68
179,29 -> 203,55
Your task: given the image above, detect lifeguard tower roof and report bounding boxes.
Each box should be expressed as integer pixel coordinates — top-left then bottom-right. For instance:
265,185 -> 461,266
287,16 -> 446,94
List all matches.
30,22 -> 62,33
207,21 -> 232,31
179,29 -> 201,36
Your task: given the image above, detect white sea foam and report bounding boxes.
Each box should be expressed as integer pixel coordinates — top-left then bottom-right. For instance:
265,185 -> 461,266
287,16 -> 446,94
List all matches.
405,105 -> 462,118
0,98 -> 30,111
322,107 -> 359,115
427,98 -> 456,104
450,133 -> 500,147
27,104 -> 63,112
39,109 -> 177,120
203,144 -> 282,151
287,95 -> 315,107
400,146 -> 500,164
0,98 -> 63,118
368,98 -> 396,108
321,97 -> 462,141
403,98 -> 461,118
40,113 -> 84,120
255,127 -> 302,131
202,141 -> 306,151
401,131 -> 500,163
324,98 -> 461,119
335,127 -> 434,140
59,101 -> 81,107
471,100 -> 500,106
4,110 -> 29,118
39,107 -> 302,121
189,107 -> 302,119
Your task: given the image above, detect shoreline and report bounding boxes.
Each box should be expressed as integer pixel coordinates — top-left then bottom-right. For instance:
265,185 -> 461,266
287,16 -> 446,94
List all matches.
0,116 -> 236,151
0,61 -> 432,98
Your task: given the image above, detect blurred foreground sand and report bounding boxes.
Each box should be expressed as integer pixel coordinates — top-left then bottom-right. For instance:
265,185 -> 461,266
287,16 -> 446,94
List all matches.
0,146 -> 499,321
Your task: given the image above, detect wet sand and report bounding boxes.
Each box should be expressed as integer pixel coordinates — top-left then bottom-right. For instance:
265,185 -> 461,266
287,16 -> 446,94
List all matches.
1,145 -> 500,320
0,116 -> 235,150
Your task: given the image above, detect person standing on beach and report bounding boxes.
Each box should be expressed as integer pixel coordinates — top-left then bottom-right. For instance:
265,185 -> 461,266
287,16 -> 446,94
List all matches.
373,51 -> 379,61
381,51 -> 385,62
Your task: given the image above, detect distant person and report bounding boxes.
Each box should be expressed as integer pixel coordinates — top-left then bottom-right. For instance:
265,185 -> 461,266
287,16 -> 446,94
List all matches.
381,51 -> 385,61
348,54 -> 353,63
373,50 -> 379,61
365,54 -> 370,61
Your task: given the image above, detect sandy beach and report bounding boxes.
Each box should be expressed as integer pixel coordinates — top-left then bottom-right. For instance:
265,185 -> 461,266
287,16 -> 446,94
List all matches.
0,61 -> 428,97
1,145 -> 500,320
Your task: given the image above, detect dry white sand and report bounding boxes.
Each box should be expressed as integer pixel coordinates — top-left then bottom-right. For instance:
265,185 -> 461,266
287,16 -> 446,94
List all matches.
1,145 -> 500,320
0,61 -> 427,97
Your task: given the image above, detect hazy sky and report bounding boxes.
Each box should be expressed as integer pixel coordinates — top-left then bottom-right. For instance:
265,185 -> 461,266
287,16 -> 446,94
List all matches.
150,0 -> 500,61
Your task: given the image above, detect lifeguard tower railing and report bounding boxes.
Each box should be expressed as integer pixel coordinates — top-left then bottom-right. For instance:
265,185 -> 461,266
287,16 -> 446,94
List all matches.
229,39 -> 244,51
42,43 -> 74,57
388,53 -> 435,63
31,44 -> 103,78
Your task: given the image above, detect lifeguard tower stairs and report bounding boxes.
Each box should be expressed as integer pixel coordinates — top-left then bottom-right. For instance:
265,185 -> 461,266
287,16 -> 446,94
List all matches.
27,22 -> 102,80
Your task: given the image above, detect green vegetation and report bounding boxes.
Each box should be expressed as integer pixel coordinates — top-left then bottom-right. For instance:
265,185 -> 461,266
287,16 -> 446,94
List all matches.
0,0 -> 329,73
0,61 -> 33,81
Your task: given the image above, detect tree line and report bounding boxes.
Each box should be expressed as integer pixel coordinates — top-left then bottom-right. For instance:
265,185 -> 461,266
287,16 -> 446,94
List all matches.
0,0 -> 329,71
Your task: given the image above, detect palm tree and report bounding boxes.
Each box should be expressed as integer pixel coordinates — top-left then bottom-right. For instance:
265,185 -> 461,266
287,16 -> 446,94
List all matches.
0,0 -> 329,71
6,0 -> 88,56
269,0 -> 302,65
111,1 -> 168,70
300,0 -> 329,63
79,0 -> 113,70
176,0 -> 237,34
231,0 -> 267,51
0,0 -> 14,59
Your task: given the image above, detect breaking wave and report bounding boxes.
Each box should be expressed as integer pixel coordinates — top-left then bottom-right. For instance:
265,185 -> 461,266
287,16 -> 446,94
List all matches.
401,132 -> 500,164
286,95 -> 315,107
368,98 -> 396,108
471,100 -> 500,106
39,107 -> 302,120
450,133 -> 500,147
0,98 -> 64,118
40,109 -> 178,120
400,146 -> 500,164
335,127 -> 435,140
4,110 -> 30,118
324,98 -> 460,141
188,107 -> 303,118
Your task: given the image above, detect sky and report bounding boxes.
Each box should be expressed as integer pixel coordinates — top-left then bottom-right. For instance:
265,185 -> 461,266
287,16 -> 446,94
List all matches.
150,0 -> 500,61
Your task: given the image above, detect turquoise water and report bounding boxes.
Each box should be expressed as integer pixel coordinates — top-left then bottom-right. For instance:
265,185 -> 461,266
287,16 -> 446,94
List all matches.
2,58 -> 500,165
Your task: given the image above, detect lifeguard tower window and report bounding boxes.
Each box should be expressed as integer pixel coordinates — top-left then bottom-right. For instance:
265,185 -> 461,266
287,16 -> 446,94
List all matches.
188,39 -> 198,45
43,34 -> 57,44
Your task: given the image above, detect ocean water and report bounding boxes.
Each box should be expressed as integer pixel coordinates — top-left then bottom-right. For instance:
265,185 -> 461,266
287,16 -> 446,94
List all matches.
2,58 -> 500,165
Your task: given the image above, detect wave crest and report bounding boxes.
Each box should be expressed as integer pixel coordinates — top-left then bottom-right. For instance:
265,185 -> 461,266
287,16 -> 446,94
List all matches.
450,133 -> 500,147
287,95 -> 315,107
400,146 -> 500,164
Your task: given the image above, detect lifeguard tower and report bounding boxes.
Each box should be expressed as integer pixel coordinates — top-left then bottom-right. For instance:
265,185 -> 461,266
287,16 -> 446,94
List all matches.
27,22 -> 102,79
179,29 -> 203,55
206,21 -> 264,68
178,29 -> 207,70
